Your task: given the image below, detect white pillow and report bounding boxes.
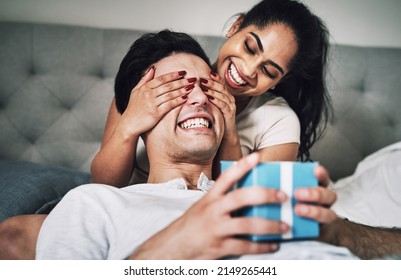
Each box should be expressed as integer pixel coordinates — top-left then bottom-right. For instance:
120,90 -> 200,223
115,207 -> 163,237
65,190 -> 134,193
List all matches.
330,141 -> 401,227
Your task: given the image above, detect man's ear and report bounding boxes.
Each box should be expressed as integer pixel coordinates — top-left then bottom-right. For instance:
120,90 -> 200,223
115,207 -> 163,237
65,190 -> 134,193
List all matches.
226,15 -> 244,38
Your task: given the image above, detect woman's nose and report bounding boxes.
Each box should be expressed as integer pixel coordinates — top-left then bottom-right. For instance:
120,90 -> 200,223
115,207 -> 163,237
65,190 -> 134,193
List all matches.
241,59 -> 258,79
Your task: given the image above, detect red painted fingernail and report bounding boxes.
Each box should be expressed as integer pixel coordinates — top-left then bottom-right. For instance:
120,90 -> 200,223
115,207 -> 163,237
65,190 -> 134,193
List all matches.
210,71 -> 217,77
178,70 -> 187,76
200,78 -> 208,84
207,95 -> 214,100
200,84 -> 208,92
185,84 -> 194,91
187,77 -> 197,83
182,94 -> 188,100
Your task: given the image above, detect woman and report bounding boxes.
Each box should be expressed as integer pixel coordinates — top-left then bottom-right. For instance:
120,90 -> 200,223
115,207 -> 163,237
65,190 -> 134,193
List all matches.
91,0 -> 331,187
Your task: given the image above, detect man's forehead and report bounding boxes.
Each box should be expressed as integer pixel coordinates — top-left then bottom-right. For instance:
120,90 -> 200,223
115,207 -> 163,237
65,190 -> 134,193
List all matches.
154,53 -> 210,78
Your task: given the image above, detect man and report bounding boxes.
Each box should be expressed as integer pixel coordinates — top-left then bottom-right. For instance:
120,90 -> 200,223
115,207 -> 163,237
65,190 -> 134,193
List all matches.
35,30 -> 341,259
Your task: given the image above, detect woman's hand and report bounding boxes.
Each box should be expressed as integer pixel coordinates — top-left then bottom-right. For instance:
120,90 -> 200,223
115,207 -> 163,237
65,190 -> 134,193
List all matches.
129,153 -> 288,260
201,71 -> 243,165
200,71 -> 237,139
119,67 -> 197,137
91,68 -> 196,187
293,165 -> 337,224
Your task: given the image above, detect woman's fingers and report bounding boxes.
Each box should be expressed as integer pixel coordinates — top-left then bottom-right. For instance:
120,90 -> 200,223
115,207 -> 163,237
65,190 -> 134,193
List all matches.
199,77 -> 235,114
200,78 -> 233,101
156,94 -> 188,115
131,71 -> 196,111
153,77 -> 196,98
133,70 -> 193,98
135,66 -> 156,89
147,70 -> 190,90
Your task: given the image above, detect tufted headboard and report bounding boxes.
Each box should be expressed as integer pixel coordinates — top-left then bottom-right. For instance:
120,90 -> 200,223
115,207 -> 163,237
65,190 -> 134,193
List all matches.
310,44 -> 401,180
1,22 -> 401,181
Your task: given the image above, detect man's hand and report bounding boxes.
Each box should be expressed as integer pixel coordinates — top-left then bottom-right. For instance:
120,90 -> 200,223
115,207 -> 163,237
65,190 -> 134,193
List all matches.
129,153 -> 289,259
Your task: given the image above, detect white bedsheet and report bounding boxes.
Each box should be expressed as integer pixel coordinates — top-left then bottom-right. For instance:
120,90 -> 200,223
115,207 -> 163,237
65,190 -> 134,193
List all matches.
330,141 -> 401,227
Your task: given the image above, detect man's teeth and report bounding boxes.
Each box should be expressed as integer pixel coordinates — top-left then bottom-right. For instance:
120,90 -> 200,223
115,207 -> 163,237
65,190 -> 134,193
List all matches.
180,118 -> 210,129
229,63 -> 246,86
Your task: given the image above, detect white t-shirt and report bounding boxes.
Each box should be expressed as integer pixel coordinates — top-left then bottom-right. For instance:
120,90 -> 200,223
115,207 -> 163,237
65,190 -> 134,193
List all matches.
131,94 -> 300,184
36,173 -> 356,260
36,174 -> 212,260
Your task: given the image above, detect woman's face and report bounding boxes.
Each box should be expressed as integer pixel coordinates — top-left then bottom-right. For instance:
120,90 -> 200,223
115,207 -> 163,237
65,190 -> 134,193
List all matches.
215,20 -> 298,98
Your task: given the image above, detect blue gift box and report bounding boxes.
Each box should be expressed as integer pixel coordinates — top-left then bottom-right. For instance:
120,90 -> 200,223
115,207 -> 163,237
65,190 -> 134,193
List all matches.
220,161 -> 319,241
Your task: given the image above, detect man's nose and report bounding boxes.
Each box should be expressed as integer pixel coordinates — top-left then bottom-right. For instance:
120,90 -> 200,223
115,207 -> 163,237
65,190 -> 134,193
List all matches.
186,84 -> 209,106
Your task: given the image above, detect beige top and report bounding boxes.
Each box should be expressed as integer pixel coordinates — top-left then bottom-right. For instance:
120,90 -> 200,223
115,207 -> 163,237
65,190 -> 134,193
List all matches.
235,93 -> 300,156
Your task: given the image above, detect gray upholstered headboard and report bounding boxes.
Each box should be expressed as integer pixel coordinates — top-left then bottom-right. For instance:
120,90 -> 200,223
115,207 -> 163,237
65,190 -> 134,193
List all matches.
310,44 -> 401,180
1,22 -> 401,181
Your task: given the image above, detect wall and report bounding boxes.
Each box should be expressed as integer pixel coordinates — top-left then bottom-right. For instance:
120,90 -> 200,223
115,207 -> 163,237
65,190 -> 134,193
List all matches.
0,0 -> 400,48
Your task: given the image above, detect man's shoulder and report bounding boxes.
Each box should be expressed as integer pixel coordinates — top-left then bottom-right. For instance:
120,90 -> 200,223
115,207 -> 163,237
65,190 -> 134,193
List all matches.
65,183 -> 126,204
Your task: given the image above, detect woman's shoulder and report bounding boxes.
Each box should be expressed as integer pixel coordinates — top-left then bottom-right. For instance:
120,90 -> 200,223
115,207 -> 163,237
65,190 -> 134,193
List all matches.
237,93 -> 299,133
247,94 -> 296,117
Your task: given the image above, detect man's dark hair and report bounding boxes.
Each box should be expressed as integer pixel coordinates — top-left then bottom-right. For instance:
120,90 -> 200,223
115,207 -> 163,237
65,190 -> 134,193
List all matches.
115,30 -> 211,114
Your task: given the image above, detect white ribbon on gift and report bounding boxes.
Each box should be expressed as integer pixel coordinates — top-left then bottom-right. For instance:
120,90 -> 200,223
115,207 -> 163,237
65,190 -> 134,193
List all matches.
251,162 -> 293,239
280,162 -> 294,239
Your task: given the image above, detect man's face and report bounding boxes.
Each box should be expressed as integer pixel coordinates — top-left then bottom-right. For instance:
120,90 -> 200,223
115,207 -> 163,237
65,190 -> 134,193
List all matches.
145,53 -> 224,164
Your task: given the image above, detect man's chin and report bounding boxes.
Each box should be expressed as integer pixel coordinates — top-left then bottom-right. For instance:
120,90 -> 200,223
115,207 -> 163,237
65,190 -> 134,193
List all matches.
176,146 -> 218,162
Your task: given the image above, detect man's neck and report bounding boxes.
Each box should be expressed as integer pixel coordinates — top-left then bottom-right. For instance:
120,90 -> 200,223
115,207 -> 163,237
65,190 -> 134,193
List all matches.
147,160 -> 213,190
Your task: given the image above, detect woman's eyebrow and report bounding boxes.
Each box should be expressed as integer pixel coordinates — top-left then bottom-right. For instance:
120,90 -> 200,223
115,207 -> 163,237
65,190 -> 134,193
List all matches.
267,59 -> 284,75
250,32 -> 285,75
250,32 -> 264,52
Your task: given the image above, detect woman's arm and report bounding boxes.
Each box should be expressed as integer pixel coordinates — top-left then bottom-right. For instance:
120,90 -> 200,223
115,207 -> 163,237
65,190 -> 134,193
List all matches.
91,98 -> 139,187
257,143 -> 298,161
214,141 -> 298,177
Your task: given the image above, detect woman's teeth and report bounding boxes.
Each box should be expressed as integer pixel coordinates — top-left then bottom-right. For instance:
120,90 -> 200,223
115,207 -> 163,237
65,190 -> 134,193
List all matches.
229,63 -> 246,86
180,118 -> 210,129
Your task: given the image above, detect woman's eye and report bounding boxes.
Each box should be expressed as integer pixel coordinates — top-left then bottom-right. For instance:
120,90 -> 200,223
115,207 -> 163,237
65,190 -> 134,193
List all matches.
262,67 -> 276,79
245,41 -> 255,55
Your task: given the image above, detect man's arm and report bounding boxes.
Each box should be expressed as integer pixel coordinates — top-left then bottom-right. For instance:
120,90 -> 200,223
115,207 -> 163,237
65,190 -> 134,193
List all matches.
313,166 -> 401,259
320,218 -> 401,259
129,153 -> 284,259
36,186 -> 110,259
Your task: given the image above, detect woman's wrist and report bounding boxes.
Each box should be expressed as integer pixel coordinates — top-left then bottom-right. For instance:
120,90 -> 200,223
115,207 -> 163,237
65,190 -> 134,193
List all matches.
222,129 -> 240,146
114,119 -> 141,144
